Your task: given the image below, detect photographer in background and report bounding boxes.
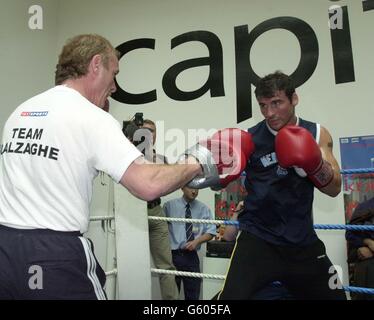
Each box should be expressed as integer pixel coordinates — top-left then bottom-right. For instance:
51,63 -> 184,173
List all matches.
113,109 -> 177,300
142,119 -> 179,300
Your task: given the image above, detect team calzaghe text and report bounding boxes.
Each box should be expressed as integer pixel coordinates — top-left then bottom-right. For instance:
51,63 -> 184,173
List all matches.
0,127 -> 60,161
143,304 -> 231,317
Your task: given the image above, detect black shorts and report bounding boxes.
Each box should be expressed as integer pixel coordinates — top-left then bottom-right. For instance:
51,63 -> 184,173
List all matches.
218,231 -> 347,300
0,224 -> 107,300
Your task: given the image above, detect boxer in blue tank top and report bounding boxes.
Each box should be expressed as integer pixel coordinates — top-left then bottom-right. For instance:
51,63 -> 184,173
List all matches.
218,71 -> 347,300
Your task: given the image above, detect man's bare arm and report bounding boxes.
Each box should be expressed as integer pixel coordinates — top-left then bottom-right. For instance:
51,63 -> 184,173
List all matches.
120,156 -> 202,201
319,126 -> 342,197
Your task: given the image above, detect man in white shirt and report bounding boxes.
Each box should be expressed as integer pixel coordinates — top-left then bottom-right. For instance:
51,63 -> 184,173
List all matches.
0,34 -> 201,299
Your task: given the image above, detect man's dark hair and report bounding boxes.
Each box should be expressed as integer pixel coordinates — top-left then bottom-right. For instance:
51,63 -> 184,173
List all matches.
254,71 -> 295,102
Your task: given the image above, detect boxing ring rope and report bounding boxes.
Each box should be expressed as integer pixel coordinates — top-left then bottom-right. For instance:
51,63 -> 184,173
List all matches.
148,216 -> 374,296
111,265 -> 374,296
89,215 -> 115,222
89,166 -> 374,298
91,214 -> 374,296
150,268 -> 374,296
90,215 -> 374,231
151,268 -> 225,280
103,265 -> 374,295
340,168 -> 374,174
105,269 -> 117,277
144,219 -> 374,296
239,168 -> 374,176
148,216 -> 374,231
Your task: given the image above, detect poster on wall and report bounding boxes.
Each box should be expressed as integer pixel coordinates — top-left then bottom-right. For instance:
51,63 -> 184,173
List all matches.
340,135 -> 374,293
339,135 -> 374,223
214,176 -> 247,221
213,176 -> 247,240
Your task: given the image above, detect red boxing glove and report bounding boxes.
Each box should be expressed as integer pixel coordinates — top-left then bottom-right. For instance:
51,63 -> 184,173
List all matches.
185,128 -> 254,190
210,128 -> 255,188
211,128 -> 255,159
275,125 -> 334,189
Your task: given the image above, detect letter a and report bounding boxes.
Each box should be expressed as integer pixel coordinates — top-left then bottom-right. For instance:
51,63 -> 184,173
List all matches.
329,5 -> 343,30
28,5 -> 43,30
328,265 -> 343,290
28,265 -> 43,290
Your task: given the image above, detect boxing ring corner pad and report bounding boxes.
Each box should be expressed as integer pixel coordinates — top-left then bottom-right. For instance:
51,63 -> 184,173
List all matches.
114,184 -> 152,300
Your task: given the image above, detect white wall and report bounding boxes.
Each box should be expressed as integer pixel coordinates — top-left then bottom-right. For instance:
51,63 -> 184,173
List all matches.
0,0 -> 58,136
2,0 -> 374,299
57,0 -> 372,296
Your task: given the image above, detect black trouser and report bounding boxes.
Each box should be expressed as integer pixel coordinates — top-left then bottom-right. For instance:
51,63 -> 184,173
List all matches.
218,231 -> 347,300
0,224 -> 106,300
352,258 -> 374,300
172,249 -> 201,300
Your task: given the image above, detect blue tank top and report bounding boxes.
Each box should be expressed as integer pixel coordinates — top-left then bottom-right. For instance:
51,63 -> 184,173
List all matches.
239,118 -> 319,246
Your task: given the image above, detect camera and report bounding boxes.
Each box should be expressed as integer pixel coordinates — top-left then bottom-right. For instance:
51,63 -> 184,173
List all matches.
122,112 -> 144,141
122,113 -> 153,160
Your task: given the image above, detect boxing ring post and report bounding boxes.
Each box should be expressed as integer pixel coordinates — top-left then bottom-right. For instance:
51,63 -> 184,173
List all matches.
114,185 -> 152,299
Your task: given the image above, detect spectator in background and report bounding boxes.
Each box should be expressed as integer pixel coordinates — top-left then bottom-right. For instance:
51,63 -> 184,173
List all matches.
163,186 -> 216,300
141,119 -> 179,300
346,196 -> 374,300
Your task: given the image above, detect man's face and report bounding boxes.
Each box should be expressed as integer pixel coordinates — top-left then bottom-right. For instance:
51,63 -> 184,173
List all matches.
182,187 -> 199,202
95,53 -> 119,109
257,90 -> 298,131
142,123 -> 156,145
